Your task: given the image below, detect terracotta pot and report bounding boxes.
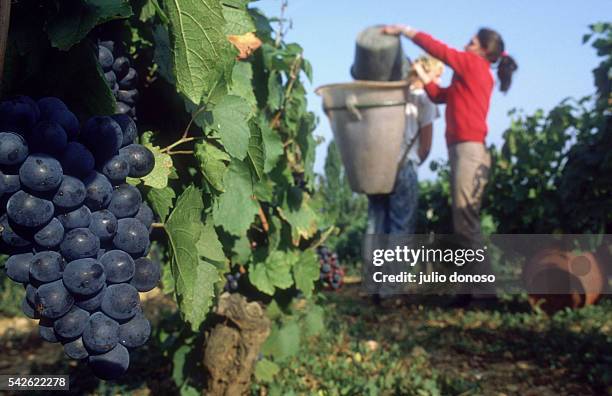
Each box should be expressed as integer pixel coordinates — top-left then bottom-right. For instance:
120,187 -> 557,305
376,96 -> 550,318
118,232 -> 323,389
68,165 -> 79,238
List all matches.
522,248 -> 604,314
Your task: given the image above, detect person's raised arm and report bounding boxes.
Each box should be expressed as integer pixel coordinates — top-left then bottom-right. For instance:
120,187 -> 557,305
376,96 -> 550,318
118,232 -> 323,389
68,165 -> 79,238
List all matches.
382,25 -> 470,74
423,82 -> 448,104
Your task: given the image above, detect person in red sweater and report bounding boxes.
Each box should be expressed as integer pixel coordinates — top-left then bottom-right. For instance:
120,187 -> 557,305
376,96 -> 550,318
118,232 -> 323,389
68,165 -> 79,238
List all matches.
382,25 -> 518,296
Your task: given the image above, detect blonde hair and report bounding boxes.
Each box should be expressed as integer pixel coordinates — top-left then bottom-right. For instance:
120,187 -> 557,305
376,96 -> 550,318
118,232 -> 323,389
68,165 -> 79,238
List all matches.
407,55 -> 444,83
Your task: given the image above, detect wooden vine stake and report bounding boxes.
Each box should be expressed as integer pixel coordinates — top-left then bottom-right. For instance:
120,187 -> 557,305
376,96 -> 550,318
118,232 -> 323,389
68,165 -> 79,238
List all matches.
0,0 -> 10,93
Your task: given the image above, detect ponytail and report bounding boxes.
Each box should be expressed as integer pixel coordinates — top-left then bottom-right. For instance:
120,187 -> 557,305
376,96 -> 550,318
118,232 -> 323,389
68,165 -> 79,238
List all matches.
497,54 -> 518,93
476,27 -> 518,93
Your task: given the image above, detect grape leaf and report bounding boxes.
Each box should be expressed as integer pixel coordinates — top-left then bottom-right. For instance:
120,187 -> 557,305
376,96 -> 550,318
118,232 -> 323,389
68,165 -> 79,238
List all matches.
197,221 -> 227,265
227,33 -> 262,59
277,192 -> 318,245
212,95 -> 252,159
247,123 -> 265,180
153,25 -> 175,84
261,320 -> 300,361
260,118 -> 283,172
212,160 -> 259,236
127,144 -> 173,189
249,250 -> 297,295
163,0 -> 234,104
303,304 -> 325,336
254,359 -> 280,383
195,142 -> 229,192
54,42 -> 116,117
222,2 -> 256,35
229,62 -> 257,110
267,72 -> 283,111
47,0 -> 132,50
292,250 -> 319,298
147,186 -> 176,222
166,186 -> 216,330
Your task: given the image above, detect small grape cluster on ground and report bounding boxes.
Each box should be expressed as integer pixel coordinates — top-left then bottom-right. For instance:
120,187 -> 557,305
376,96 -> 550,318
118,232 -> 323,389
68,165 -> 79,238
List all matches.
223,270 -> 242,293
98,40 -> 139,118
0,95 -> 160,380
317,246 -> 344,290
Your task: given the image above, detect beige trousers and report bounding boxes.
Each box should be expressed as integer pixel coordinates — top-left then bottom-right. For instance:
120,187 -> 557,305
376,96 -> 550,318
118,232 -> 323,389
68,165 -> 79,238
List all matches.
448,142 -> 491,248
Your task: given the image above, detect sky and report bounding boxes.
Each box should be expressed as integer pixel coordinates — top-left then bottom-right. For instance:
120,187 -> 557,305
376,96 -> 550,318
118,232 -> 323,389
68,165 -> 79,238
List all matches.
255,0 -> 612,180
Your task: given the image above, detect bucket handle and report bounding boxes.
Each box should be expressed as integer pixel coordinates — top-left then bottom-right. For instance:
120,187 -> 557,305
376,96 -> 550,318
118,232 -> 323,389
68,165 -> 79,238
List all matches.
345,94 -> 362,121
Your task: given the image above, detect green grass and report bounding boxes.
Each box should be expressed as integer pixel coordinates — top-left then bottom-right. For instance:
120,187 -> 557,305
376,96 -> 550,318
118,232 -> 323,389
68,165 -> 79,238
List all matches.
253,291 -> 612,395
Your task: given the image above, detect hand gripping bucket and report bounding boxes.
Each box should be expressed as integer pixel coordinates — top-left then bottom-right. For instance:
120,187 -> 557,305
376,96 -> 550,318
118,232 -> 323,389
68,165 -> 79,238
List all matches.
316,80 -> 409,194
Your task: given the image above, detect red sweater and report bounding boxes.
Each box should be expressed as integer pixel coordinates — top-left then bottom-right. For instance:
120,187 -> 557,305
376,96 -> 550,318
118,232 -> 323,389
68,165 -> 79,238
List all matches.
413,32 -> 494,146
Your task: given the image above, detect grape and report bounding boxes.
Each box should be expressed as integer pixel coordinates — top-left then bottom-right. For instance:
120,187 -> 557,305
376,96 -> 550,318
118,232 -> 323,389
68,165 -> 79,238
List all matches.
62,258 -> 105,295
2,173 -> 20,195
22,297 -> 39,319
7,191 -> 54,228
57,205 -> 91,230
98,46 -> 114,71
29,121 -> 68,156
39,318 -> 59,343
53,176 -> 86,210
108,184 -> 141,218
0,132 -> 28,165
89,210 -> 117,241
111,114 -> 137,147
130,257 -> 160,292
321,263 -> 331,273
82,311 -> 119,353
101,283 -> 140,321
34,218 -> 65,249
116,102 -> 131,115
102,155 -> 130,184
83,171 -> 113,211
60,142 -> 95,179
99,40 -> 114,52
26,284 -> 37,305
37,97 -> 67,119
112,56 -> 130,79
134,202 -> 154,229
75,284 -> 106,312
113,218 -> 149,256
119,144 -> 154,178
35,279 -> 74,319
45,109 -> 79,140
82,116 -> 123,161
118,311 -> 150,348
19,154 -> 63,192
105,71 -> 117,87
60,228 -> 100,261
116,90 -> 139,106
29,251 -> 64,283
118,68 -> 138,90
53,305 -> 90,339
88,343 -> 130,380
100,250 -> 134,283
0,97 -> 39,133
5,252 -> 33,283
63,337 -> 89,360
0,214 -> 32,249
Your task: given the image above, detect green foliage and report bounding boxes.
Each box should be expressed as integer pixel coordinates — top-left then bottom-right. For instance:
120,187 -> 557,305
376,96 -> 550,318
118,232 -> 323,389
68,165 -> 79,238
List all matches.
162,0 -> 234,104
314,141 -> 368,264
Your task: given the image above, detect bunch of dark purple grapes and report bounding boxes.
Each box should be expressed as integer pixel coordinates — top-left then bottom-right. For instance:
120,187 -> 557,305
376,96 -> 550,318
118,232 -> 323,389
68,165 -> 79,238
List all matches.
223,270 -> 242,293
317,246 -> 344,290
98,40 -> 138,118
0,95 -> 160,380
